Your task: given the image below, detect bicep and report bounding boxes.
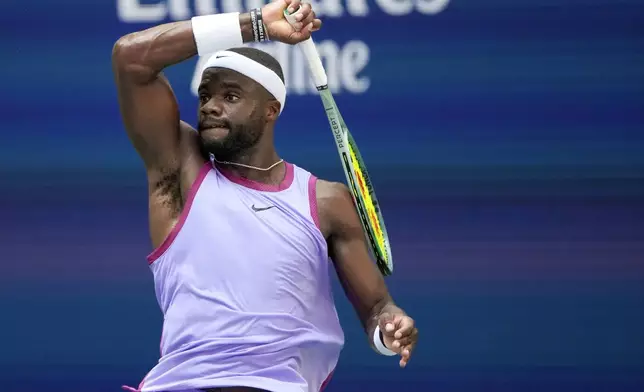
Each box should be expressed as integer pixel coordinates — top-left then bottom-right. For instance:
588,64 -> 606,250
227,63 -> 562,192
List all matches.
113,67 -> 181,171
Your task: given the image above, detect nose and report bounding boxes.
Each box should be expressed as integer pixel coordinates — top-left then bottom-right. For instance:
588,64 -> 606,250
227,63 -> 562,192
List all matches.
200,96 -> 224,117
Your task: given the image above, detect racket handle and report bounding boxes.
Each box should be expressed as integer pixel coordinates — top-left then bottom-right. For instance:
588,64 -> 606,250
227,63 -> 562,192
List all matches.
283,9 -> 328,88
297,38 -> 328,88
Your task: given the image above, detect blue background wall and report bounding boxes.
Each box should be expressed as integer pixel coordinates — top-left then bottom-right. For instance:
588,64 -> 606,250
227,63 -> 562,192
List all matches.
1,0 -> 643,391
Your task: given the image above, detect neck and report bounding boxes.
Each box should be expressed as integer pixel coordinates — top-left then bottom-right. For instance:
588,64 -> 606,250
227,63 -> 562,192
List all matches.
213,147 -> 284,184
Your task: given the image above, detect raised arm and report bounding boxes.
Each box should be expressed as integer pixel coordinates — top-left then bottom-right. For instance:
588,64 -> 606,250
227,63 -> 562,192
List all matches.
111,13 -> 257,247
318,180 -> 418,368
111,1 -> 321,247
111,0 -> 320,172
111,15 -> 254,172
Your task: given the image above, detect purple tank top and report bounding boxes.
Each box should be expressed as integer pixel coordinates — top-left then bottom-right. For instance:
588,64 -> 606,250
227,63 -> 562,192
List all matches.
134,161 -> 345,392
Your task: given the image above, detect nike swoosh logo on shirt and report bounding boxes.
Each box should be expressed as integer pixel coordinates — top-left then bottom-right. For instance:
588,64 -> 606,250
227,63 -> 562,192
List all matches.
251,204 -> 275,212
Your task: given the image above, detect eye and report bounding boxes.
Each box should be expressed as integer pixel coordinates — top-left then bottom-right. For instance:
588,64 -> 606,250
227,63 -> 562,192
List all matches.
199,94 -> 210,105
225,94 -> 240,102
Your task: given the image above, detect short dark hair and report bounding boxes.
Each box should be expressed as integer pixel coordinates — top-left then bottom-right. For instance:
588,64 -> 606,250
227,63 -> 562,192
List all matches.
228,47 -> 285,83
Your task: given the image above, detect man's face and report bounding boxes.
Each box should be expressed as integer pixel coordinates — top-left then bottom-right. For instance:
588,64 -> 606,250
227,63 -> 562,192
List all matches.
197,68 -> 267,159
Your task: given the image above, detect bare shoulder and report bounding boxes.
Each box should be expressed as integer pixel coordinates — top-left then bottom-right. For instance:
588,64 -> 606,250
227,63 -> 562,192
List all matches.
316,179 -> 352,203
315,179 -> 360,239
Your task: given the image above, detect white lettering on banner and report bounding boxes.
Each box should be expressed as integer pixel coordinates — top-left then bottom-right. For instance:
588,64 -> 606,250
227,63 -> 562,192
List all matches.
374,0 -> 412,16
310,0 -> 342,17
194,0 -> 216,15
117,0 -> 447,95
373,0 -> 449,16
341,41 -> 370,93
116,0 -> 450,22
345,0 -> 368,17
117,0 -> 166,22
416,0 -> 450,14
190,41 -> 369,96
169,0 -> 191,19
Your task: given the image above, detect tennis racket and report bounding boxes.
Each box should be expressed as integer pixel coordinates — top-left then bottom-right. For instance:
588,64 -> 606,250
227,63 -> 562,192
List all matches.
284,10 -> 393,276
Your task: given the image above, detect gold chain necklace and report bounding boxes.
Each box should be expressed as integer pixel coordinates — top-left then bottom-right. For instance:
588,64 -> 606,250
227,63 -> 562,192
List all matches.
210,154 -> 284,172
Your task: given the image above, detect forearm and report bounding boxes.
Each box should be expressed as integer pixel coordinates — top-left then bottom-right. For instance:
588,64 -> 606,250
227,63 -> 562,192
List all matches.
112,13 -> 254,82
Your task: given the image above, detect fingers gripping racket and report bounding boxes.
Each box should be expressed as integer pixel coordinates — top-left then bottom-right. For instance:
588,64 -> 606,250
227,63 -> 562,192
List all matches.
284,10 -> 393,276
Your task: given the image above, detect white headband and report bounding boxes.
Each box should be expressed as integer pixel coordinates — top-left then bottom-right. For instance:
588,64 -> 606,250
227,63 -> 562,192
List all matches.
202,50 -> 286,114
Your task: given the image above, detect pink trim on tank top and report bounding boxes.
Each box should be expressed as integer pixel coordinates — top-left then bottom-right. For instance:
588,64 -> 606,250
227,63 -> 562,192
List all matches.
216,161 -> 294,192
146,161 -> 212,264
320,368 -> 335,391
308,175 -> 320,229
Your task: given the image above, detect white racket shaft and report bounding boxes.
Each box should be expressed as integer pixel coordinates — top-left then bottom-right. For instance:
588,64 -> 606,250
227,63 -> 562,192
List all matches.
284,8 -> 356,197
283,9 -> 327,88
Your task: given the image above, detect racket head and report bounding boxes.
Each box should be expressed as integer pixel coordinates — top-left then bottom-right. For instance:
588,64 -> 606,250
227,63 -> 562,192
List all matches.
316,88 -> 394,275
342,126 -> 394,276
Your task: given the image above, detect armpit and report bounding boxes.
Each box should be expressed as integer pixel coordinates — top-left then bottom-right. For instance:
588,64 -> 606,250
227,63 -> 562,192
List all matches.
151,166 -> 183,216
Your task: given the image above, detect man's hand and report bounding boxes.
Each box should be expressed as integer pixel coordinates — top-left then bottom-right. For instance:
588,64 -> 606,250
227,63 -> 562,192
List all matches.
379,310 -> 418,368
262,0 -> 322,44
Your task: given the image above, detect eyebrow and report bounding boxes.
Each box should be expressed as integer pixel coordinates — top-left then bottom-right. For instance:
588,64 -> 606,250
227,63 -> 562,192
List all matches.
198,80 -> 244,93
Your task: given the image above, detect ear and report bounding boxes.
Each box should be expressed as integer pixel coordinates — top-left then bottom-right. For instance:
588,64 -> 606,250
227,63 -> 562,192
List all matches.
265,99 -> 281,122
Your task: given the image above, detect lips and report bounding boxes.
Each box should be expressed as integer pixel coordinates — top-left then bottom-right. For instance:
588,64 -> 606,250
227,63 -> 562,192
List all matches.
201,123 -> 228,130
200,119 -> 230,130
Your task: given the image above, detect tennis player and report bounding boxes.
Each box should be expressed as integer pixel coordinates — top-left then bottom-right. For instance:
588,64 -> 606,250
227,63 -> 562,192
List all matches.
112,0 -> 417,391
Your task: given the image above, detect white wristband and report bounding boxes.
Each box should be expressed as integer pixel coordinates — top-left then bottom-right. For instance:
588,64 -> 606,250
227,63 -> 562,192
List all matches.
373,325 -> 397,356
191,12 -> 243,56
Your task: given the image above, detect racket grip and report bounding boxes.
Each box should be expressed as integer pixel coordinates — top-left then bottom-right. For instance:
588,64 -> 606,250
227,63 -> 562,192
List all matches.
296,38 -> 328,88
283,9 -> 328,88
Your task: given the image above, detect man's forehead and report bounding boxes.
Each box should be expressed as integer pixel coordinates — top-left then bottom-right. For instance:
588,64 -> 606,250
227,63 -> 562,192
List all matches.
200,68 -> 253,88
